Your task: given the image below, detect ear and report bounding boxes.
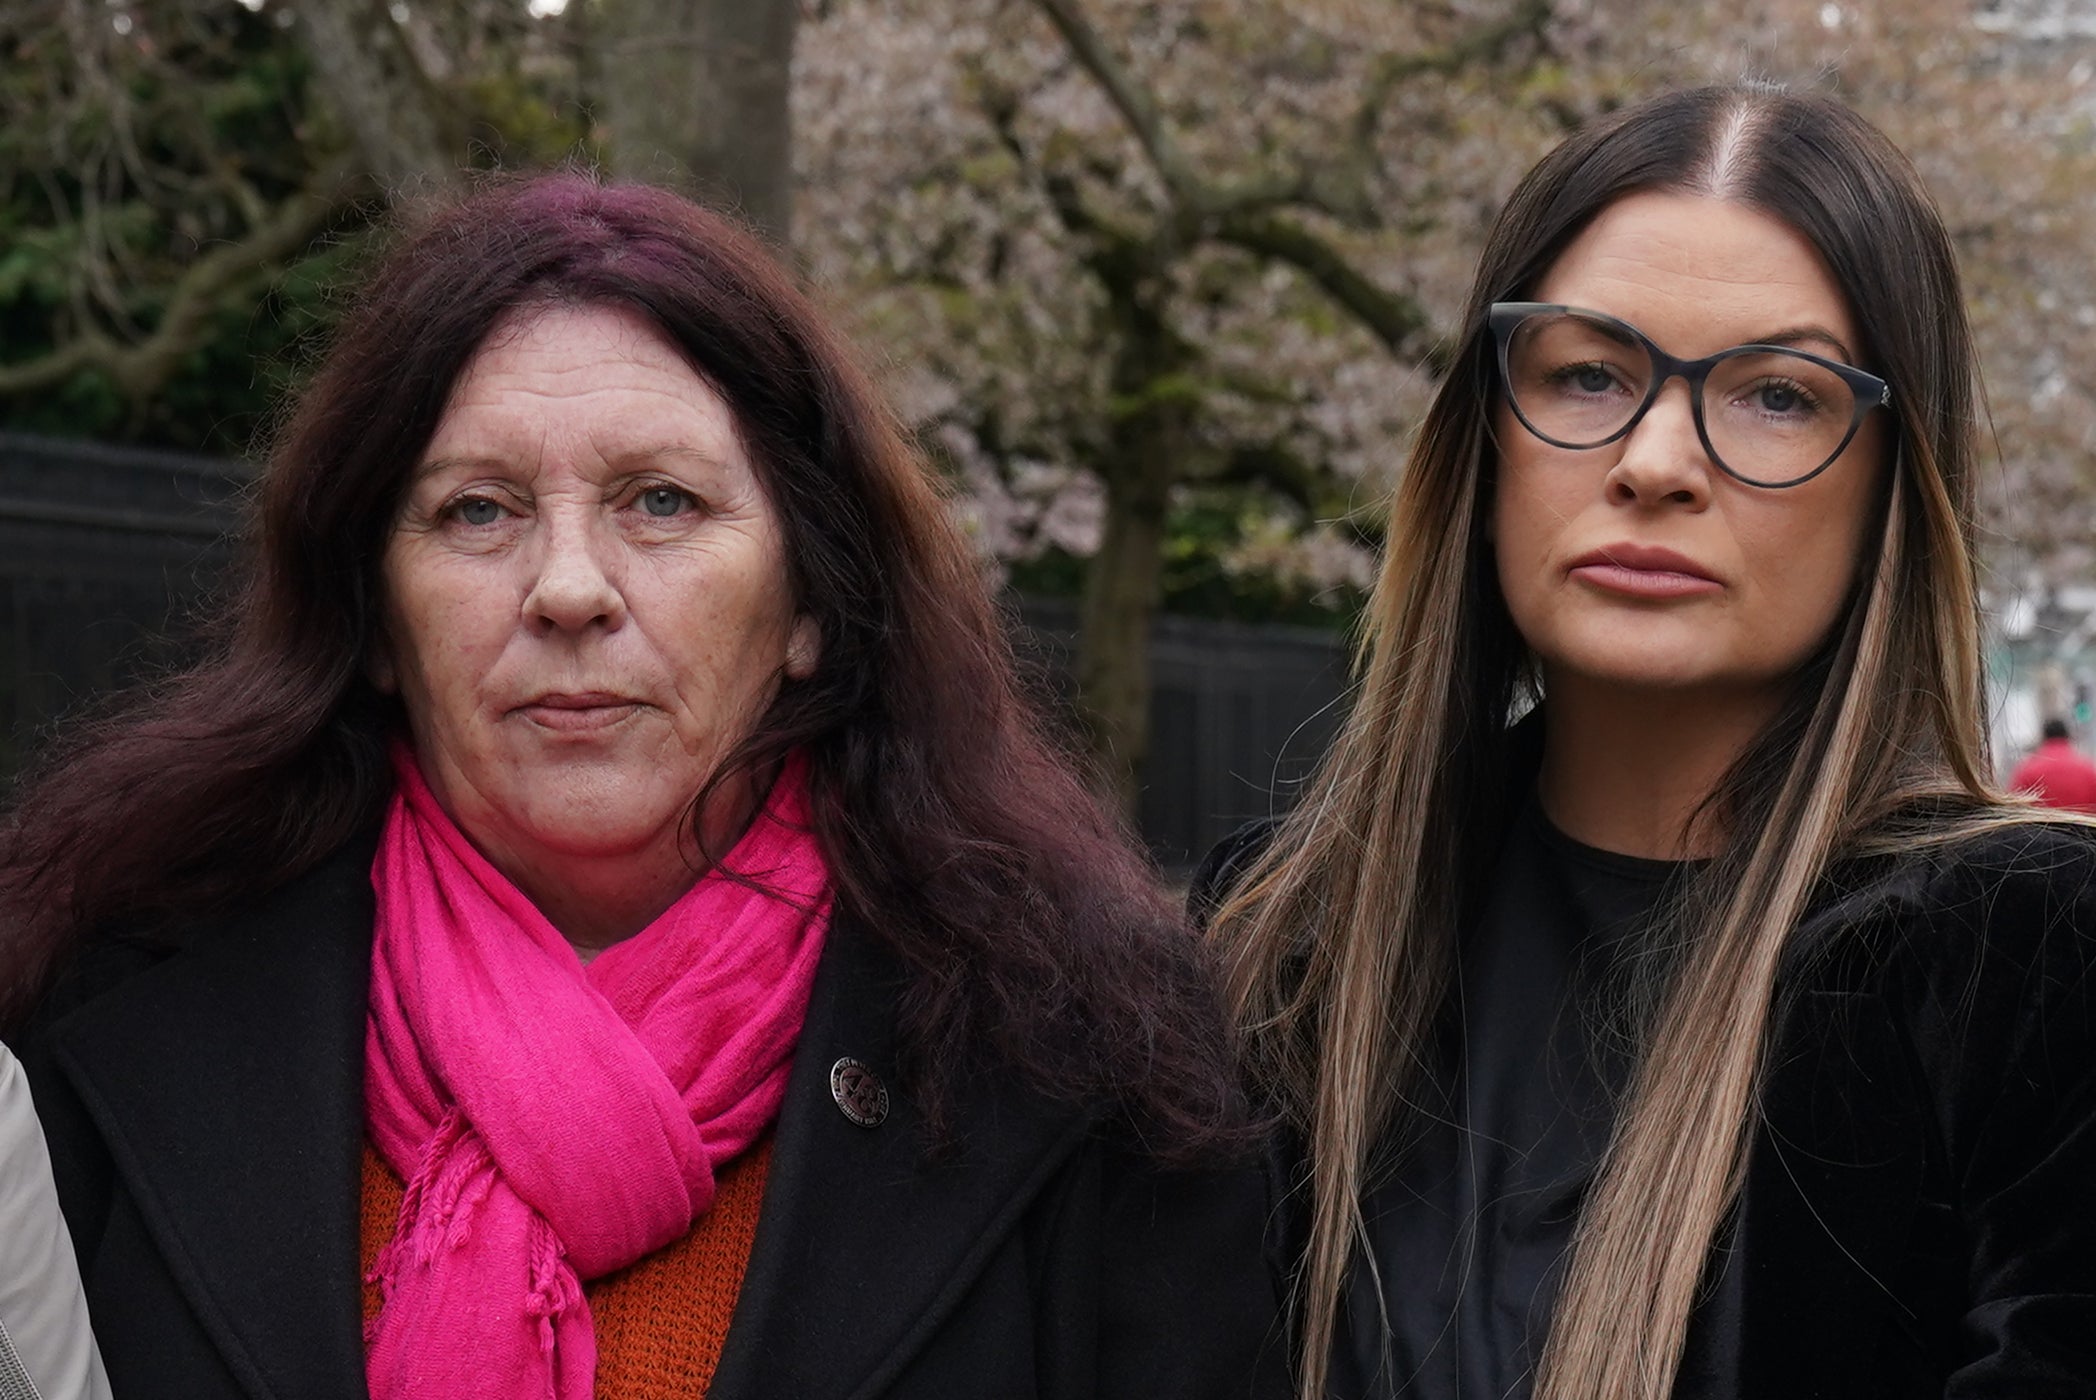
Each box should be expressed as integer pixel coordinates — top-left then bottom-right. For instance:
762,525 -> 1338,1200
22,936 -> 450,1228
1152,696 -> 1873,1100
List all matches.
785,615 -> 821,681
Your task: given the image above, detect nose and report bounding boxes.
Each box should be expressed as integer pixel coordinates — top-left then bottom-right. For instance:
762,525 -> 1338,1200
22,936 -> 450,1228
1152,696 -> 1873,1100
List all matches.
522,511 -> 626,633
1604,378 -> 1712,510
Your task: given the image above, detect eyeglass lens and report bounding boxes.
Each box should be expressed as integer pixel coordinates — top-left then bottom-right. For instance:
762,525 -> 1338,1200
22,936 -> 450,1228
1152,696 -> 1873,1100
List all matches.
1503,311 -> 1861,485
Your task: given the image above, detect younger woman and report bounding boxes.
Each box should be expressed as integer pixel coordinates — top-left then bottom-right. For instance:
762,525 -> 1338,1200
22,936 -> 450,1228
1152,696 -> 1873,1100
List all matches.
1207,85 -> 2096,1400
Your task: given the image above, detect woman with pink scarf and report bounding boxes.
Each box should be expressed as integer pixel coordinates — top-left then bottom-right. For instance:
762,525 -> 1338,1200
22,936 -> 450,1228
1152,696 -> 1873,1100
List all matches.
1,176 -> 1284,1400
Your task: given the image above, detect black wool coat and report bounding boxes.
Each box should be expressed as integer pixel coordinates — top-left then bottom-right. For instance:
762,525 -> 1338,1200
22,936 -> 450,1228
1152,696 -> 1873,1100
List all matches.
1195,819 -> 2096,1399
17,836 -> 1292,1400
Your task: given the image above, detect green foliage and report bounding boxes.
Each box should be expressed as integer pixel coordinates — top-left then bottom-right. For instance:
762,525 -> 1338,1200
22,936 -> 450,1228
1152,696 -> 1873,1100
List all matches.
0,3 -> 322,440
1005,546 -> 1089,599
1106,371 -> 1208,422
0,228 -> 78,308
1008,491 -> 1365,631
150,227 -> 376,454
0,2 -> 595,455
1161,495 -> 1365,629
460,72 -> 599,171
2,371 -> 126,442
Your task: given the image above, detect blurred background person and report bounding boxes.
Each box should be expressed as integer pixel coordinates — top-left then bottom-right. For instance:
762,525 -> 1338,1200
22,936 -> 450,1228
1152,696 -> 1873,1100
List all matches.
2006,717 -> 2096,812
1,176 -> 1283,1400
1204,86 -> 2096,1400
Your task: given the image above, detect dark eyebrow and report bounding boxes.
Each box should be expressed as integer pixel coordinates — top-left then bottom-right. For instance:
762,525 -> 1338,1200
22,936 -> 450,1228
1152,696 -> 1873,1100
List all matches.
410,444 -> 729,484
410,454 -> 505,485
1589,318 -> 1642,349
606,444 -> 730,474
1748,325 -> 1856,361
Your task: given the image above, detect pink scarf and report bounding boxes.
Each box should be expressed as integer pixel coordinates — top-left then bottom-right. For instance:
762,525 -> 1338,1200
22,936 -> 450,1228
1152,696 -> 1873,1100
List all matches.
362,748 -> 831,1400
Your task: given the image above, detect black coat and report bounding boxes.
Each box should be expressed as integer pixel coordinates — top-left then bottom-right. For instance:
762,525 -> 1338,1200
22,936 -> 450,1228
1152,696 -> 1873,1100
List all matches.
1687,826 -> 2096,1398
1196,820 -> 2096,1399
18,836 -> 1291,1400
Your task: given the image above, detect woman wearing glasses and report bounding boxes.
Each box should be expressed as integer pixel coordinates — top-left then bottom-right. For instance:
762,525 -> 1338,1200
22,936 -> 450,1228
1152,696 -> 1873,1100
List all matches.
1202,86 -> 2096,1400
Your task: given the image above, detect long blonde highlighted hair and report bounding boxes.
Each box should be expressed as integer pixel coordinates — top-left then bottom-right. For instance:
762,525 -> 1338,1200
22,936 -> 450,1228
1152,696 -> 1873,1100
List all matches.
1211,85 -> 2039,1400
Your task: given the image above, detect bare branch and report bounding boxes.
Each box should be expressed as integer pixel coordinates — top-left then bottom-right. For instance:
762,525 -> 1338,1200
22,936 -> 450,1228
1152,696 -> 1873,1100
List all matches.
1376,0 -> 1552,87
979,81 -> 1161,286
1025,0 -> 1451,372
1027,0 -> 1203,207
1352,0 -> 1555,151
1214,211 -> 1444,368
1032,0 -> 1545,232
0,162 -> 363,402
1030,0 -> 1336,222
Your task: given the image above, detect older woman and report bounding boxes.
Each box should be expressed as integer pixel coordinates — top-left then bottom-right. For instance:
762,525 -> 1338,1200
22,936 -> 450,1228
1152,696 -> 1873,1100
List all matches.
1204,86 -> 2096,1400
2,177 -> 1285,1400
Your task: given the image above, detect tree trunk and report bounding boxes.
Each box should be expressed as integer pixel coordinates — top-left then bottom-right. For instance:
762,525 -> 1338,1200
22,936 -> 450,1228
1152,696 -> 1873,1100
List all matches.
596,0 -> 798,246
1075,424 -> 1178,818
1064,242 -> 1202,818
293,0 -> 464,195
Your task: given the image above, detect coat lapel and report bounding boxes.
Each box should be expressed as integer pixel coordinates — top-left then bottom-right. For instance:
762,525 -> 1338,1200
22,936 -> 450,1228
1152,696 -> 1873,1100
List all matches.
49,860 -> 1092,1400
49,840 -> 376,1400
709,915 -> 1095,1400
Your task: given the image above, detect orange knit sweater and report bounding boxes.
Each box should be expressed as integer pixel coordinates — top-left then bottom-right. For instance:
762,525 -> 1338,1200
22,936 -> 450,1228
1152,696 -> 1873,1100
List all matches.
360,1137 -> 772,1399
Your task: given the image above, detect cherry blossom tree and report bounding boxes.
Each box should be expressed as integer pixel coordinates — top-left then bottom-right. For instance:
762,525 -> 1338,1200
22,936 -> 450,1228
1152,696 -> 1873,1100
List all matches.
797,0 -> 2096,806
798,0 -> 1564,805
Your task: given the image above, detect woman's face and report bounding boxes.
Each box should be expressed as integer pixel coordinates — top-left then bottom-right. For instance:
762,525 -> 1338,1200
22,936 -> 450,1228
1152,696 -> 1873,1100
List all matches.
1492,191 -> 1888,707
376,302 -> 817,874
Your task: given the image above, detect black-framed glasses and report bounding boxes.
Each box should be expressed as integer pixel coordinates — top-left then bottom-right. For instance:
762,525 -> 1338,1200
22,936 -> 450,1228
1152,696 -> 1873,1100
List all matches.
1487,302 -> 1892,489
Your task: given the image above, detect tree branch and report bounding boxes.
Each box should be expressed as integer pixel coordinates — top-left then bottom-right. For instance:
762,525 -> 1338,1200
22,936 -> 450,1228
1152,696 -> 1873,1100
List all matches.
1027,0 -> 1203,207
0,161 -> 362,402
1380,0 -> 1551,85
1214,211 -> 1444,368
1356,0 -> 1554,136
1026,0 -> 1449,372
1032,0 -> 1346,223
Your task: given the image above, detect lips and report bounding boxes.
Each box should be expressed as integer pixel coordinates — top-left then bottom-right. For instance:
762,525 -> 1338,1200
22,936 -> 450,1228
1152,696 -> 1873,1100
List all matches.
1566,543 -> 1721,599
512,691 -> 646,732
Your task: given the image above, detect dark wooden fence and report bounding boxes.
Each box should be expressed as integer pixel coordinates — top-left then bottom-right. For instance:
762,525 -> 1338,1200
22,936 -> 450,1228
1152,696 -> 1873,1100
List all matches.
0,433 -> 1348,869
0,433 -> 249,775
1015,601 -> 1350,867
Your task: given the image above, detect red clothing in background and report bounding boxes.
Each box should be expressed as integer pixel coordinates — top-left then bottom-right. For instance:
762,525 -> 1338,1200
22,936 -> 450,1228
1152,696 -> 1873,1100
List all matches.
2008,738 -> 2096,812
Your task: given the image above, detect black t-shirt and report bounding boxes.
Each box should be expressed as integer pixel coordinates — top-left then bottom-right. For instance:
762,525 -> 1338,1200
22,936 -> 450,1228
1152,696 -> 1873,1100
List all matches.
1330,796 -> 1684,1400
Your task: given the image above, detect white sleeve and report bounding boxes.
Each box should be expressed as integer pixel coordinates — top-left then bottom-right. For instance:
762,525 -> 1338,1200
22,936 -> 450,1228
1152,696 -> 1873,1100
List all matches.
0,1043 -> 111,1400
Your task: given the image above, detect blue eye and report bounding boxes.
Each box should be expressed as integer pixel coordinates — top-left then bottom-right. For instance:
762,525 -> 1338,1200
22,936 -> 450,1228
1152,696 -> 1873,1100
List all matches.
1542,361 -> 1626,398
1757,383 -> 1803,413
454,497 -> 504,526
638,486 -> 691,518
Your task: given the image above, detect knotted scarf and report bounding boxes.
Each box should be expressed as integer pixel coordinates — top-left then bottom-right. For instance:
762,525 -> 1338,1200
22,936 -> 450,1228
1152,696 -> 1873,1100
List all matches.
363,746 -> 831,1400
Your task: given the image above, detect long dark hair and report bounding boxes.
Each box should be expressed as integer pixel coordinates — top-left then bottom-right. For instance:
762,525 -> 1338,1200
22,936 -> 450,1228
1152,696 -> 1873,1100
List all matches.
0,175 -> 1240,1155
1215,84 -> 1998,1397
